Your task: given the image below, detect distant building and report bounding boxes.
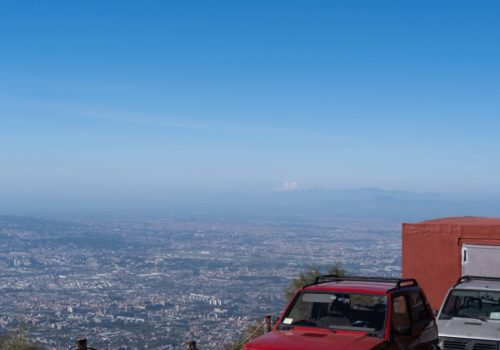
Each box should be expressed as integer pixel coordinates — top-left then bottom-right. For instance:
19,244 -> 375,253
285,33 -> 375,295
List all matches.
402,216 -> 500,309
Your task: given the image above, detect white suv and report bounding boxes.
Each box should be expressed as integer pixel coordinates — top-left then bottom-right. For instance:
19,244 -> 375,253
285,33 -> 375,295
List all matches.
437,275 -> 500,350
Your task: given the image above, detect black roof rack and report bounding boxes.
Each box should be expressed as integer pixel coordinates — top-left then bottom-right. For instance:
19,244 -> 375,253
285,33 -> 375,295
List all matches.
310,275 -> 418,289
455,275 -> 500,286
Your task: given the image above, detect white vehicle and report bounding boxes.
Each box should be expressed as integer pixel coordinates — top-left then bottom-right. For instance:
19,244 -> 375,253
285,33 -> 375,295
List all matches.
437,275 -> 500,350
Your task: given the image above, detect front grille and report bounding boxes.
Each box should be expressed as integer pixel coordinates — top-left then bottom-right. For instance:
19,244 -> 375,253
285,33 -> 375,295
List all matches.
442,338 -> 498,350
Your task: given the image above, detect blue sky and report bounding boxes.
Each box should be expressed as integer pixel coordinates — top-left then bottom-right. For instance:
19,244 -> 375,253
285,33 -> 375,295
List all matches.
1,1 -> 499,205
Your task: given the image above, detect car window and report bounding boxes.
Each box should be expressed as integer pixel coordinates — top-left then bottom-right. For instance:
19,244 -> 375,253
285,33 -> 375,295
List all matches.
409,292 -> 431,324
392,295 -> 411,329
279,292 -> 387,332
440,289 -> 500,320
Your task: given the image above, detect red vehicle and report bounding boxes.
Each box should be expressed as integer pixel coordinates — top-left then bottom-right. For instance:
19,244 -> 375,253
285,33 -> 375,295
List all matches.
244,275 -> 438,350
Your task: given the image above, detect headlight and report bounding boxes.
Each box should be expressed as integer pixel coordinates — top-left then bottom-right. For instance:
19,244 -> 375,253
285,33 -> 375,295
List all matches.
438,337 -> 444,349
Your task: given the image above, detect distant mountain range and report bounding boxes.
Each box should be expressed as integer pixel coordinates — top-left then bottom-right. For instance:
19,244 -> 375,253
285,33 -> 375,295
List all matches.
2,187 -> 500,222
264,187 -> 500,221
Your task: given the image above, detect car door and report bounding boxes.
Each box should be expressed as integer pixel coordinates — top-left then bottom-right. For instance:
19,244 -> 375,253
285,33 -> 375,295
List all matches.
391,294 -> 420,349
408,291 -> 438,350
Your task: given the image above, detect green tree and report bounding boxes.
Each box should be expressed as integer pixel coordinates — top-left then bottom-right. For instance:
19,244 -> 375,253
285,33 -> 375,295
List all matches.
284,264 -> 345,300
0,327 -> 37,350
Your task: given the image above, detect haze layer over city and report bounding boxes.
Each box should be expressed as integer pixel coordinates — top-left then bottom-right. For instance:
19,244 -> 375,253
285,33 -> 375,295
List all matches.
1,1 -> 499,349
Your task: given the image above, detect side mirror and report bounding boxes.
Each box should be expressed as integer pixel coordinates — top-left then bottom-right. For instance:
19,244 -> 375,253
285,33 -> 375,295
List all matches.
394,326 -> 411,336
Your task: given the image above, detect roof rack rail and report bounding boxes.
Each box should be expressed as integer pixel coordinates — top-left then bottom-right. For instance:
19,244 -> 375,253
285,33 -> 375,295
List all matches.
314,274 -> 340,284
455,275 -> 500,286
311,275 -> 418,289
396,278 -> 419,288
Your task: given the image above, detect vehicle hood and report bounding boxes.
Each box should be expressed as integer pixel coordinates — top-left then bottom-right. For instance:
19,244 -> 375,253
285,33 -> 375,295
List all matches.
437,317 -> 500,341
244,329 -> 386,350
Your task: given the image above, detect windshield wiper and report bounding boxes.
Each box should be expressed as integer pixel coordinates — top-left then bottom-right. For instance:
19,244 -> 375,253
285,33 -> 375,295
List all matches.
365,331 -> 383,338
456,314 -> 488,322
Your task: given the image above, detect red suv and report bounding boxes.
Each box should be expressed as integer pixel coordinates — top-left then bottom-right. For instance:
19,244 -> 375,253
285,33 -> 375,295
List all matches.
244,275 -> 438,350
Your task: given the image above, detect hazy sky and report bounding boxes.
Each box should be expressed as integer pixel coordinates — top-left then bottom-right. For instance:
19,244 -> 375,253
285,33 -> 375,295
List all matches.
1,1 -> 499,203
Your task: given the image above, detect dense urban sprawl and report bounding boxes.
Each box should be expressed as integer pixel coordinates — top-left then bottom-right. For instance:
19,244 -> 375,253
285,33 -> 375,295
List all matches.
0,215 -> 401,349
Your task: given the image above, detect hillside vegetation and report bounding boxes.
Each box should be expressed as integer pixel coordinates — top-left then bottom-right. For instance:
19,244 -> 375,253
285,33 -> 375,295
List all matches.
0,327 -> 37,350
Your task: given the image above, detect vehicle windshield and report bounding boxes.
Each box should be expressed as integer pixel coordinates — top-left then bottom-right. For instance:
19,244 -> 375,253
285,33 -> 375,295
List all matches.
440,289 -> 500,321
278,291 -> 387,332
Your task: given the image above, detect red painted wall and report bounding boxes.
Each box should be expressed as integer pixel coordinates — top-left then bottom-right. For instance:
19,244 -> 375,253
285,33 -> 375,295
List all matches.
402,217 -> 500,310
